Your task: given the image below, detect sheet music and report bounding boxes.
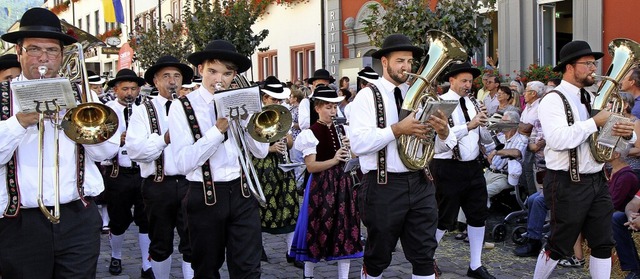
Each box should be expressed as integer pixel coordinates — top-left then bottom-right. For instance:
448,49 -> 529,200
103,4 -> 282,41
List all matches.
415,99 -> 459,121
213,85 -> 262,120
10,78 -> 77,113
597,114 -> 631,148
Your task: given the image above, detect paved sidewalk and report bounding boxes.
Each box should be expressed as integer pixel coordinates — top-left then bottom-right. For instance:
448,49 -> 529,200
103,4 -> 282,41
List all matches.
96,221 -> 591,278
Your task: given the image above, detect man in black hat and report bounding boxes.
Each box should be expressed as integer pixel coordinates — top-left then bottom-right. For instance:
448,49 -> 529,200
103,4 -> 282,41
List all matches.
101,68 -> 155,278
126,55 -> 194,279
0,7 -> 120,278
534,40 -> 635,278
356,66 -> 380,93
0,54 -> 21,82
168,40 -> 268,278
299,68 -> 336,130
349,33 -> 455,279
431,61 -> 496,279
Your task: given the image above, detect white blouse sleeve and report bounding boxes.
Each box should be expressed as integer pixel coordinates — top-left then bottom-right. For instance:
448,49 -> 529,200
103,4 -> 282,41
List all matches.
294,129 -> 319,158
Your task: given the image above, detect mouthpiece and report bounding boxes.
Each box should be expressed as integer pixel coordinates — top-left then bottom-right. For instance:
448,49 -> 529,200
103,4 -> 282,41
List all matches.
214,83 -> 224,92
38,66 -> 48,78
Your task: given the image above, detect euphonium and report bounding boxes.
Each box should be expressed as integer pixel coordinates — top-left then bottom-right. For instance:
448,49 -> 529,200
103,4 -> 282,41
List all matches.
589,38 -> 640,163
397,30 -> 468,170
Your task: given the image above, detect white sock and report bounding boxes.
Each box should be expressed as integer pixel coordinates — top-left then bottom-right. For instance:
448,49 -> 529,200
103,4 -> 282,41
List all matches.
338,259 -> 350,279
467,225 -> 485,270
304,261 -> 315,278
150,257 -> 172,279
100,205 -> 109,227
286,232 -> 295,253
436,229 -> 446,243
110,233 -> 124,259
533,249 -> 558,279
139,233 -> 152,271
412,275 -> 435,279
589,255 -> 611,279
361,267 -> 382,279
182,260 -> 194,279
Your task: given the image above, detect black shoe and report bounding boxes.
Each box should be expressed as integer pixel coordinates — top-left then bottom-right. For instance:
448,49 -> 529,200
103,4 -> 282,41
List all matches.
141,267 -> 155,279
294,260 -> 304,269
513,239 -> 542,257
261,247 -> 268,262
467,266 -> 496,279
108,257 -> 122,275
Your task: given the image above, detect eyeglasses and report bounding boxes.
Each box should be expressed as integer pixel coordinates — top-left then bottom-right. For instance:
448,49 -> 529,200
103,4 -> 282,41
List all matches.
21,46 -> 62,58
574,61 -> 599,68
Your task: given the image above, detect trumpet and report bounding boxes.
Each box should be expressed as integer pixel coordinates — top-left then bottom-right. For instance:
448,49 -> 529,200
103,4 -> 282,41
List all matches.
332,116 -> 360,187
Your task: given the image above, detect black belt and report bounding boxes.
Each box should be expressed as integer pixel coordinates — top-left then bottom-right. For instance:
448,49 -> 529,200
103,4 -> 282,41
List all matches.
189,177 -> 241,188
117,166 -> 140,174
489,168 -> 508,175
23,198 -> 91,211
547,169 -> 604,179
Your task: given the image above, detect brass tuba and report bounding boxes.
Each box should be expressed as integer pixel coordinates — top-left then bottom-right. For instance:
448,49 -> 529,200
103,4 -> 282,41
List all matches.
589,38 -> 640,163
397,30 -> 468,170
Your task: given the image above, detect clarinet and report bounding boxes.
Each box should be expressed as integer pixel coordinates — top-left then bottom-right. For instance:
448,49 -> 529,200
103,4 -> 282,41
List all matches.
170,87 -> 179,100
332,116 -> 360,187
468,95 -> 504,150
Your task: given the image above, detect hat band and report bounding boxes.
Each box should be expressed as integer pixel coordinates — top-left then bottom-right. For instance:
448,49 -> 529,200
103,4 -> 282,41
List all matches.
19,25 -> 62,33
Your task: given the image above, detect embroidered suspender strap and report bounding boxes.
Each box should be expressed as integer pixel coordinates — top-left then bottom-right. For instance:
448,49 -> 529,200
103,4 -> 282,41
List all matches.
546,90 -> 580,182
368,83 -> 388,184
179,97 -> 216,205
1,81 -> 20,217
447,116 -> 462,160
70,84 -> 88,206
143,100 -> 165,182
109,154 -> 120,177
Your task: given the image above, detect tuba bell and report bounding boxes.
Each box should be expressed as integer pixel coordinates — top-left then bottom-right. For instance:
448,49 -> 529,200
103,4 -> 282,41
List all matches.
397,30 -> 468,170
589,38 -> 640,163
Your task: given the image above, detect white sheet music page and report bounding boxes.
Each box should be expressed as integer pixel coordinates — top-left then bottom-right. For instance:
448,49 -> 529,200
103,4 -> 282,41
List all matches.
10,78 -> 76,113
212,85 -> 261,120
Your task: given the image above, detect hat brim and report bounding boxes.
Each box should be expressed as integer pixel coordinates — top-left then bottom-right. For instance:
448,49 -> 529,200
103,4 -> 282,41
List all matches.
307,76 -> 336,84
88,77 -> 106,85
552,50 -> 605,72
182,83 -> 197,88
187,50 -> 251,73
0,60 -> 21,70
357,76 -> 379,85
371,46 -> 424,60
107,76 -> 146,88
1,30 -> 77,45
313,96 -> 344,103
263,87 -> 290,100
144,62 -> 195,86
443,67 -> 482,80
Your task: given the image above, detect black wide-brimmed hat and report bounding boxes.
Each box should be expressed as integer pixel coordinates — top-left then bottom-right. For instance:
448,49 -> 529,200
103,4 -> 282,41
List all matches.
307,69 -> 335,84
0,54 -> 20,71
311,85 -> 344,103
261,76 -> 290,100
357,66 -> 379,83
144,55 -> 194,86
553,40 -> 604,72
192,76 -> 202,84
442,62 -> 481,80
87,70 -> 106,85
371,34 -> 424,60
187,40 -> 251,73
107,69 -> 146,87
1,8 -> 77,45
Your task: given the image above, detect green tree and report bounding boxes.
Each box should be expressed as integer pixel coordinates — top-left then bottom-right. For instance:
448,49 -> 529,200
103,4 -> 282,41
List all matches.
133,15 -> 193,69
362,0 -> 494,58
183,0 -> 269,57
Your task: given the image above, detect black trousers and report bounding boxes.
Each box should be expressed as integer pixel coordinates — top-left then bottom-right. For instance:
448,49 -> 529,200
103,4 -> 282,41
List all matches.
359,171 -> 438,276
104,169 -> 148,235
185,179 -> 261,279
543,169 -> 615,260
142,175 -> 191,262
0,200 -> 101,278
431,158 -> 488,230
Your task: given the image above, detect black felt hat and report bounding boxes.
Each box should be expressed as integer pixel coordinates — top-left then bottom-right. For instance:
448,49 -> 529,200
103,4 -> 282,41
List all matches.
311,85 -> 343,103
442,62 -> 481,80
107,69 -> 146,87
144,55 -> 194,86
553,40 -> 604,72
0,54 -> 20,71
307,69 -> 336,84
187,40 -> 251,73
87,70 -> 106,84
357,66 -> 379,83
1,8 -> 77,45
371,34 -> 424,60
261,76 -> 290,100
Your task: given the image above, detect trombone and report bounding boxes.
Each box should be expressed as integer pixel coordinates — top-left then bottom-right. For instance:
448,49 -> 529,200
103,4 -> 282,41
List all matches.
36,22 -> 119,223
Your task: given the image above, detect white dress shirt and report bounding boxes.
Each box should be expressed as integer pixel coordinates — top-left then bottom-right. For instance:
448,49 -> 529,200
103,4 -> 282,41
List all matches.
349,78 -> 456,173
103,100 -> 135,167
434,90 -> 492,161
538,80 -> 601,173
168,86 -> 269,182
0,74 -> 119,213
126,95 -> 181,178
520,99 -> 540,125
